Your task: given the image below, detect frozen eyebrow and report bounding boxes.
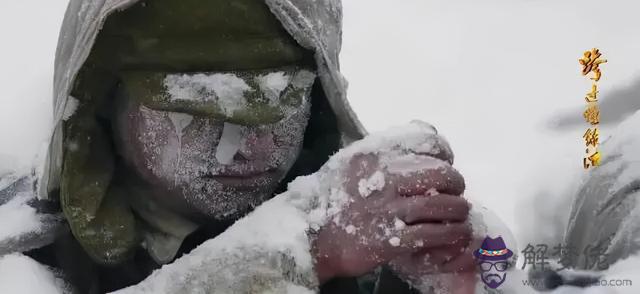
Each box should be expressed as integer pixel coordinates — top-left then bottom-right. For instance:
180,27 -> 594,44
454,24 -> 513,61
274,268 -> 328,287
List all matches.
256,72 -> 291,103
164,73 -> 252,117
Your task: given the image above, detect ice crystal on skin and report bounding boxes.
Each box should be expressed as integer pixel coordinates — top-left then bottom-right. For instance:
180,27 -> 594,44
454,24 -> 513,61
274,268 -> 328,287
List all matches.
167,112 -> 193,180
290,70 -> 318,90
167,112 -> 193,140
344,225 -> 356,235
383,153 -> 448,176
394,217 -> 407,230
425,187 -> 439,196
138,106 -> 179,177
257,72 -> 291,103
215,123 -> 243,165
279,70 -> 316,121
357,170 -> 385,198
388,237 -> 401,247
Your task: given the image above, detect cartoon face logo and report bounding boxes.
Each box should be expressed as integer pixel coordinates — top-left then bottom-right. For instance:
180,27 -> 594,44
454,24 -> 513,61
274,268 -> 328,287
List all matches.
473,236 -> 513,289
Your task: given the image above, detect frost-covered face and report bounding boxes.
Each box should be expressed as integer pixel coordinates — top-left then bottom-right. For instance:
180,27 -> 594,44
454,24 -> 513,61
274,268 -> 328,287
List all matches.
114,67 -> 315,221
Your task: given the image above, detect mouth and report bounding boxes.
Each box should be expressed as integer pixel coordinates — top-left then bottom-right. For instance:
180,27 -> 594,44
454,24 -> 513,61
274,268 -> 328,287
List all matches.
202,167 -> 279,188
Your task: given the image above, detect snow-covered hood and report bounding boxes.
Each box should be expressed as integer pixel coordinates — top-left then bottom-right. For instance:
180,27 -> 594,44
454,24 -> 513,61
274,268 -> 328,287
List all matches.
41,0 -> 366,199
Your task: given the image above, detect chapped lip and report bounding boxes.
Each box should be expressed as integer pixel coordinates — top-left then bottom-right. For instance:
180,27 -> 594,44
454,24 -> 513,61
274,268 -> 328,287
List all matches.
211,163 -> 277,177
202,166 -> 279,187
212,169 -> 277,178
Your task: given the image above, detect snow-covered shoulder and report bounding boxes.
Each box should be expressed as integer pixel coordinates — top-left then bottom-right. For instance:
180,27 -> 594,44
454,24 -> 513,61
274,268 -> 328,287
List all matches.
0,253 -> 67,294
0,174 -> 63,257
115,193 -> 319,293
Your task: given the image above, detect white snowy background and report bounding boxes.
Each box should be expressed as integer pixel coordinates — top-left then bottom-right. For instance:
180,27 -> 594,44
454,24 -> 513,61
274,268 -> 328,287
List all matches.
2,0 -> 640,293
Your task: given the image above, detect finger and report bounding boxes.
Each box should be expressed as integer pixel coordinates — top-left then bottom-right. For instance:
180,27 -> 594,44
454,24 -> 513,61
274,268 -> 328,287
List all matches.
414,236 -> 471,269
386,233 -> 471,275
417,135 -> 455,165
395,222 -> 472,252
440,248 -> 478,273
392,162 -> 465,197
390,195 -> 470,224
432,272 -> 478,294
440,237 -> 486,273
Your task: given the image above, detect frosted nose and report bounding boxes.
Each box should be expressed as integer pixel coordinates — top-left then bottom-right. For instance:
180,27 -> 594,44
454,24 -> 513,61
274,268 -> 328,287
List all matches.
236,130 -> 275,160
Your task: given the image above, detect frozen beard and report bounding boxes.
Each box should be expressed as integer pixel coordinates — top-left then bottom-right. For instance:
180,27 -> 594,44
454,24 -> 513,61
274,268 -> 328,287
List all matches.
114,67 -> 315,222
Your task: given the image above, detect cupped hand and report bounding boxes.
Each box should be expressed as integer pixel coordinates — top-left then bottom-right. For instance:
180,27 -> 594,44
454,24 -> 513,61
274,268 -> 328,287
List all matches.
388,238 -> 483,293
312,147 -> 471,283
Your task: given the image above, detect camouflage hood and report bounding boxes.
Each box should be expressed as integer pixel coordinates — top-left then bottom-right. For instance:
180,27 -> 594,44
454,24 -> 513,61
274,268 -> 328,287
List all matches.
40,0 -> 366,265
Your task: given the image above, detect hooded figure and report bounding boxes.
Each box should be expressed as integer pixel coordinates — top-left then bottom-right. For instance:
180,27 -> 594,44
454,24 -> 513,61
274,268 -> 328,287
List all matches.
0,0 -> 480,293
